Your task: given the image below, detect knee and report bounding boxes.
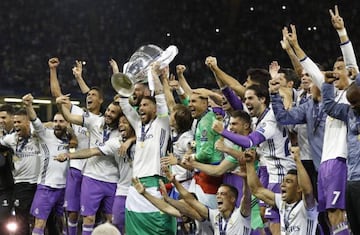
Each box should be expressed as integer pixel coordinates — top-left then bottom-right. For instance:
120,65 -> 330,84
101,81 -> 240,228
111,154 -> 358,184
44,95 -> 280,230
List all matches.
83,215 -> 96,225
105,213 -> 113,223
327,209 -> 346,225
68,211 -> 79,222
34,218 -> 46,229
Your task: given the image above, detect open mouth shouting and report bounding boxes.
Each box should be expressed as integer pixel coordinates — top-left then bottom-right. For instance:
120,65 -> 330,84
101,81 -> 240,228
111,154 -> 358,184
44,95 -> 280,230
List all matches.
246,105 -> 255,116
217,200 -> 224,210
86,98 -> 93,108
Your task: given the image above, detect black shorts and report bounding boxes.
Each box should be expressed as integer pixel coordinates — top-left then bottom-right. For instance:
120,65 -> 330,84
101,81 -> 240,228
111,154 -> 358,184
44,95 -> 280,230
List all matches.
13,182 -> 37,211
0,189 -> 13,222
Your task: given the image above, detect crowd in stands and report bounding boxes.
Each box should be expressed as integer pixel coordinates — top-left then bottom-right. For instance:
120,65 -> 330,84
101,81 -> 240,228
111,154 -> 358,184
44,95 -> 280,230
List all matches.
0,1 -> 359,100
1,1 -> 360,235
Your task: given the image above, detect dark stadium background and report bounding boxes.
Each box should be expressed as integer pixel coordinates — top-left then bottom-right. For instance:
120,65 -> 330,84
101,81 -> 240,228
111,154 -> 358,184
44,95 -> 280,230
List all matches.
0,0 -> 358,119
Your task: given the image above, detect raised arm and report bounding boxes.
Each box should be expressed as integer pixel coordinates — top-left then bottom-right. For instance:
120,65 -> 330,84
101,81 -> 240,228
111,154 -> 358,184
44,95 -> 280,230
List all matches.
159,180 -> 203,220
321,74 -> 349,122
72,60 -> 90,94
206,56 -> 227,89
330,5 -> 359,76
171,174 -> 209,219
150,63 -> 171,118
22,94 -> 37,121
161,72 -> 177,111
204,56 -> 246,98
292,146 -> 316,209
109,58 -> 120,74
269,76 -> 307,125
56,95 -> 84,126
49,57 -> 63,98
280,29 -> 303,78
244,149 -> 275,206
240,171 -> 251,217
176,65 -> 193,98
286,25 -> 324,89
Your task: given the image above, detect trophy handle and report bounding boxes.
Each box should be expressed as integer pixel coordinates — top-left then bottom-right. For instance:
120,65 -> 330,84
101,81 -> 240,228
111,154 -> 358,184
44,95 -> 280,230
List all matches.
111,73 -> 135,97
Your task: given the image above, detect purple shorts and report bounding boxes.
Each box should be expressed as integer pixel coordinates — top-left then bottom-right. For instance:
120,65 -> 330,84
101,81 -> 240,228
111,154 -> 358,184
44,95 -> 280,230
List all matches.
80,176 -> 116,216
264,183 -> 280,223
112,195 -> 126,233
258,166 -> 269,207
317,158 -> 347,212
64,167 -> 83,212
223,173 -> 243,207
30,184 -> 65,220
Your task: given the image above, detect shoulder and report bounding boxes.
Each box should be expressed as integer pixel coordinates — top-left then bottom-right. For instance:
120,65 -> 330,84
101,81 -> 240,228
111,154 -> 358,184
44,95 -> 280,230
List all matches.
208,208 -> 219,222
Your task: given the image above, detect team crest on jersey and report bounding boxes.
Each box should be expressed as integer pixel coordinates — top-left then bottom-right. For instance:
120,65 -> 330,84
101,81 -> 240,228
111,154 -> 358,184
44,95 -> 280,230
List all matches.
257,122 -> 266,134
200,130 -> 208,141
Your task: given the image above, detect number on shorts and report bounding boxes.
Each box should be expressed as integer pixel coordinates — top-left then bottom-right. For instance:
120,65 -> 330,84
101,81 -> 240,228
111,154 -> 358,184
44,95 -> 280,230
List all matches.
331,191 -> 341,205
265,208 -> 272,216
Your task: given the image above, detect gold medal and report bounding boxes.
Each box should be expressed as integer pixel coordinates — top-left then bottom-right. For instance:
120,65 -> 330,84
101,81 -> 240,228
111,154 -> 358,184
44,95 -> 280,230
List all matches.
13,155 -> 20,162
140,142 -> 144,148
358,134 -> 360,141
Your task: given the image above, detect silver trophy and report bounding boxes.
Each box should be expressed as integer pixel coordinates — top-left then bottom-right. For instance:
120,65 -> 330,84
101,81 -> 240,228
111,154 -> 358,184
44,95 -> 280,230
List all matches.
111,44 -> 178,97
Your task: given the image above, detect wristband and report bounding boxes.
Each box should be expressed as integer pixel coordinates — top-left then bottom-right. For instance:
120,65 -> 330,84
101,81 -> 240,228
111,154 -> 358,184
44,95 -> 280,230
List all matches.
176,87 -> 185,95
337,28 -> 347,37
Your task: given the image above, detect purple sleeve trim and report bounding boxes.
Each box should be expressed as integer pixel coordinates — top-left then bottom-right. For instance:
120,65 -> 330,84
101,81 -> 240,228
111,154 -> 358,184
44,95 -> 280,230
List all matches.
222,86 -> 243,110
221,129 -> 266,148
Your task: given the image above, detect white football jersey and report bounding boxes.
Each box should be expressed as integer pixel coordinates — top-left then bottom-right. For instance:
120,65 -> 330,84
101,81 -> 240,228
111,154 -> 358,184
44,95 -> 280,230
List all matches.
120,94 -> 170,178
275,194 -> 318,235
0,132 -> 40,184
255,109 -> 296,183
32,118 -> 69,188
69,105 -> 90,171
98,137 -> 134,196
82,114 -> 119,183
208,207 -> 251,235
171,130 -> 193,182
321,90 -> 348,162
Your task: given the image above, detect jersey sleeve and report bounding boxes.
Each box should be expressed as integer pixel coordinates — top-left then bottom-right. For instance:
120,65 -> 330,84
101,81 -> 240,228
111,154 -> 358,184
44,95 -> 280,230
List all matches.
97,137 -> 120,157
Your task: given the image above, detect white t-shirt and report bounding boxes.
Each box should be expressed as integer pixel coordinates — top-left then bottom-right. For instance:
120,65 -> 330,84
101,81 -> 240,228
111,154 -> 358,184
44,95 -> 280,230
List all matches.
69,105 -> 90,171
82,114 -> 119,183
98,137 -> 134,196
120,94 -> 170,178
0,132 -> 40,184
172,130 -> 193,182
321,90 -> 348,163
255,109 -> 296,183
32,118 -> 69,188
208,207 -> 251,235
275,194 -> 318,235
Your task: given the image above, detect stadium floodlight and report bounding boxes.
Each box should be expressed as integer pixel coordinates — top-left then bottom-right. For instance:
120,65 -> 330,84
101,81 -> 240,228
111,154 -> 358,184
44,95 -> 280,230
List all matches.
3,97 -> 80,105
